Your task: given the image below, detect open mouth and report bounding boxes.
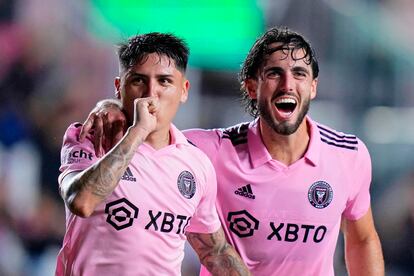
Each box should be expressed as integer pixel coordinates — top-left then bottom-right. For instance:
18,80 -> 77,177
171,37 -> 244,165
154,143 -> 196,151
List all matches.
274,98 -> 297,115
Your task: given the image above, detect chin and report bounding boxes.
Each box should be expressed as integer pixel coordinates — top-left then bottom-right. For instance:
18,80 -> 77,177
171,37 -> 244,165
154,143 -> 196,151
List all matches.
266,117 -> 302,136
275,124 -> 299,135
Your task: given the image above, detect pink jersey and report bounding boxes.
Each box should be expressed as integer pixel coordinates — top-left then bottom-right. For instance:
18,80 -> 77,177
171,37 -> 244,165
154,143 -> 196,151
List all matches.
56,123 -> 221,276
184,117 -> 371,276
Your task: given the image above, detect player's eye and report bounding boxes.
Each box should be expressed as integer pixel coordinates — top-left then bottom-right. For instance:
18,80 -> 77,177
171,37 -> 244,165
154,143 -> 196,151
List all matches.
292,68 -> 309,79
159,78 -> 172,85
266,70 -> 280,79
130,77 -> 145,86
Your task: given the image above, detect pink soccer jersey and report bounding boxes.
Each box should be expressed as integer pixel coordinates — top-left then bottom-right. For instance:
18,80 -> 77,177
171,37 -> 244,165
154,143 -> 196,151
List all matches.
184,117 -> 372,276
56,123 -> 221,276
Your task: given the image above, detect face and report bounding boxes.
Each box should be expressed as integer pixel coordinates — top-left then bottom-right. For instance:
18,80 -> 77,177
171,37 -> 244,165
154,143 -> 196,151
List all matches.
115,53 -> 189,131
246,43 -> 318,135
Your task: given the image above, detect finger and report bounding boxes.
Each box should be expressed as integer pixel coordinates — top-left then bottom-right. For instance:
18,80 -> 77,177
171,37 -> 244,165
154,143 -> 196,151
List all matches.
106,105 -> 126,123
147,98 -> 159,113
92,113 -> 104,157
112,119 -> 125,148
79,113 -> 95,142
103,112 -> 112,152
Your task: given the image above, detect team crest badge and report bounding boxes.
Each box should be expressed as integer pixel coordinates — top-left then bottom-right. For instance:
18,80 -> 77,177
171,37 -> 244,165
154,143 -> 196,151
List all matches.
308,181 -> 333,209
177,171 -> 196,199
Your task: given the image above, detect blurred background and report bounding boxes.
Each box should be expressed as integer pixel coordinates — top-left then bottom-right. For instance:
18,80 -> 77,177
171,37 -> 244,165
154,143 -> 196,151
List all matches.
0,0 -> 413,275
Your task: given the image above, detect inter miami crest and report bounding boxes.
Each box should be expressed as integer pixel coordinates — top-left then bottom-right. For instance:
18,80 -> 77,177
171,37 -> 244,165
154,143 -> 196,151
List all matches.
177,171 -> 196,199
308,181 -> 333,209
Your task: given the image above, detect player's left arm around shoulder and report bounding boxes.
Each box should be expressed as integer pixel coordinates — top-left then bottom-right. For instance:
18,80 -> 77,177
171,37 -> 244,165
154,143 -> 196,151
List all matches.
342,207 -> 384,276
186,227 -> 251,276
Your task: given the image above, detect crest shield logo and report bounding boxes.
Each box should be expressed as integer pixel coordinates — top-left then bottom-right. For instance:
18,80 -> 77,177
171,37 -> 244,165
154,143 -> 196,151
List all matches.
177,171 -> 196,199
308,181 -> 333,209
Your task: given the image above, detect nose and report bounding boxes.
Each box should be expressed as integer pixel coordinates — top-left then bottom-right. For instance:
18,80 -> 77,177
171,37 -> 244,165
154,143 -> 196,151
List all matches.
145,79 -> 159,97
280,73 -> 294,92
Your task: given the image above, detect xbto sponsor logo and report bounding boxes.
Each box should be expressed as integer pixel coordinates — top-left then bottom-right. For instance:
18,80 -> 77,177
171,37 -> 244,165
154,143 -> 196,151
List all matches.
267,222 -> 327,243
105,198 -> 191,234
145,210 -> 191,234
227,210 -> 328,243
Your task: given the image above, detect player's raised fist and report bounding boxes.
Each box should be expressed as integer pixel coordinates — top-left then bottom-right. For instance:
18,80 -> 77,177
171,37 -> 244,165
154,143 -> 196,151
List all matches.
131,97 -> 159,139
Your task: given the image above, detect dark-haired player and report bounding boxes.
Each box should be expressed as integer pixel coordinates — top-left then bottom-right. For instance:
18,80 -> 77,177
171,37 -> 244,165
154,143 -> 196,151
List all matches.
56,32 -> 249,275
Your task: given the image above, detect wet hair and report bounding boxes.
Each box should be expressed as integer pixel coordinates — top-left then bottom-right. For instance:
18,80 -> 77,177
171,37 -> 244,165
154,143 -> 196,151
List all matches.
239,27 -> 319,117
117,32 -> 189,74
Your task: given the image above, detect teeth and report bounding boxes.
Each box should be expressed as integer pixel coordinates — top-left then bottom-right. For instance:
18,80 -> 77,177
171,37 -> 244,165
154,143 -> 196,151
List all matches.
275,98 -> 296,104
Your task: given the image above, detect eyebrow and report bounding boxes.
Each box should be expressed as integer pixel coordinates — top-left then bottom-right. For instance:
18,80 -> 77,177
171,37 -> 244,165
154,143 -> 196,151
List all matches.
291,66 -> 310,74
263,66 -> 310,74
124,72 -> 144,79
263,66 -> 284,73
156,74 -> 174,78
126,72 -> 175,78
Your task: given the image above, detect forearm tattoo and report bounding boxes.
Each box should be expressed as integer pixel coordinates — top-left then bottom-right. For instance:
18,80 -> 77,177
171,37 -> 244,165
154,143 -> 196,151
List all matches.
75,131 -> 143,200
187,229 -> 250,276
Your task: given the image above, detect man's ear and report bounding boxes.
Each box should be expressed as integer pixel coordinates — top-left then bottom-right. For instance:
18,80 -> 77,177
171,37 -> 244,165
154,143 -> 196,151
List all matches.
114,77 -> 121,99
180,79 -> 190,103
310,78 -> 318,100
244,78 -> 258,99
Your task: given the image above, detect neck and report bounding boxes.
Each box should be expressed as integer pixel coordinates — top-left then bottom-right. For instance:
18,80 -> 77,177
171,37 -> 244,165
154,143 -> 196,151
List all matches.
259,118 -> 310,166
145,127 -> 171,150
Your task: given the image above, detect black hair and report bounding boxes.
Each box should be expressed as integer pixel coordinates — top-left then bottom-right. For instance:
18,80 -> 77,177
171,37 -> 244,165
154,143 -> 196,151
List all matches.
117,32 -> 189,73
239,27 -> 319,117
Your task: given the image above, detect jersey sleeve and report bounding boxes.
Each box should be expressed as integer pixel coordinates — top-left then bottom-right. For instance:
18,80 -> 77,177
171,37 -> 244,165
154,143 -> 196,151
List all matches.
185,154 -> 221,234
183,128 -> 222,163
58,123 -> 99,185
343,138 -> 372,220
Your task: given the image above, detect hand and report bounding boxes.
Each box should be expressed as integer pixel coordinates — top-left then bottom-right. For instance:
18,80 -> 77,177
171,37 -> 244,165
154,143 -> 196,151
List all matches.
131,97 -> 158,139
79,100 -> 126,157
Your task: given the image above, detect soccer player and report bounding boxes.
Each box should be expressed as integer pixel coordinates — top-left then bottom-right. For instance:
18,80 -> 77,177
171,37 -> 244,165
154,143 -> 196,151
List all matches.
56,32 -> 250,275
81,27 -> 384,275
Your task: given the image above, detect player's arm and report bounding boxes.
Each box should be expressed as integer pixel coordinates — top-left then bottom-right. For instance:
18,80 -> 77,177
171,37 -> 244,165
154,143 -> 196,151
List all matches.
186,227 -> 250,276
60,98 -> 156,218
342,207 -> 384,276
79,99 -> 126,157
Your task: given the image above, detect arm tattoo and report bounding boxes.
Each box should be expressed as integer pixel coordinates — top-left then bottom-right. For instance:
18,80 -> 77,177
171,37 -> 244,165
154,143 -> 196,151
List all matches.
69,130 -> 144,206
82,143 -> 134,198
187,229 -> 250,276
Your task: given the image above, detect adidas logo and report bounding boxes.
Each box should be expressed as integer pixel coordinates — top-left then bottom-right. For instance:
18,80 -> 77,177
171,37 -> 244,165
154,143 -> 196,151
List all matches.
121,167 -> 136,182
234,184 -> 255,199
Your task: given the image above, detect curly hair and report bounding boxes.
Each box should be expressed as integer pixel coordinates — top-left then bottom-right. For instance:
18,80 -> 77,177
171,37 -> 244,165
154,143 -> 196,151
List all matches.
239,27 -> 319,117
